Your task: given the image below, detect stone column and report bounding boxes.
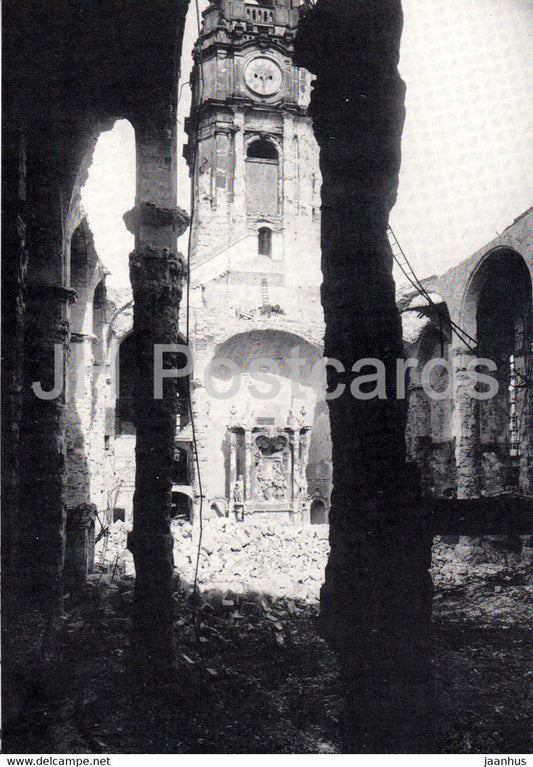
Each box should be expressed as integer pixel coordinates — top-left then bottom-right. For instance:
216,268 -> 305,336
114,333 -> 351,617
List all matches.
296,0 -> 433,750
286,431 -> 300,513
516,352 -> 531,493
525,358 -> 533,494
69,334 -> 94,414
64,502 -> 97,588
299,428 -> 311,524
19,285 -> 74,610
453,348 -> 481,499
124,113 -> 189,671
12,117 -> 81,618
233,111 -> 246,218
244,429 -> 253,505
283,113 -> 296,223
66,333 -> 95,511
292,429 -> 301,504
2,178 -> 29,583
299,427 -> 310,484
406,383 -> 433,495
229,429 -> 238,510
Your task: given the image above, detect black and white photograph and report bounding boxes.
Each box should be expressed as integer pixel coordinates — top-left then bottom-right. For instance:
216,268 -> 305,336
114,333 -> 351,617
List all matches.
2,0 -> 532,756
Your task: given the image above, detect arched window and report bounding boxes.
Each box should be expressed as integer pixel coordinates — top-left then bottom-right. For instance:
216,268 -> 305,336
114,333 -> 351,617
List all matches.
115,333 -> 136,433
170,491 -> 191,521
310,499 -> 327,525
258,226 -> 272,257
246,137 -> 279,217
247,138 -> 278,161
92,279 -> 106,366
474,249 -> 532,492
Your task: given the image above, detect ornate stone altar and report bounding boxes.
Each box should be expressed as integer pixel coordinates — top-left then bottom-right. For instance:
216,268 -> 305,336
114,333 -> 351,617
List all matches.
227,407 -> 311,522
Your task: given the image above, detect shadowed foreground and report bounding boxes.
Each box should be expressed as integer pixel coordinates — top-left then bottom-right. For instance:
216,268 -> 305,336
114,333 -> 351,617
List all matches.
4,567 -> 531,754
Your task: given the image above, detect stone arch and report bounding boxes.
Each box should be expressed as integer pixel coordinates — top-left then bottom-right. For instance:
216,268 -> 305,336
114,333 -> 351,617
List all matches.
63,116 -> 118,286
460,247 -> 532,345
475,249 -> 531,494
65,218 -> 108,528
244,134 -> 281,218
404,298 -> 455,498
258,225 -> 273,257
310,498 -> 327,525
212,328 -> 322,380
115,332 -> 136,433
69,219 -> 105,335
246,136 -> 279,161
244,132 -> 282,159
455,247 -> 532,497
192,328 -> 331,515
170,491 -> 192,521
106,301 -> 134,376
92,279 -> 107,368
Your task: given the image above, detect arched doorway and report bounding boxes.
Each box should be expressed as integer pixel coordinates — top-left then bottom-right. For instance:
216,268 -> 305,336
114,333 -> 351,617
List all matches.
474,249 -> 532,495
310,498 -> 327,525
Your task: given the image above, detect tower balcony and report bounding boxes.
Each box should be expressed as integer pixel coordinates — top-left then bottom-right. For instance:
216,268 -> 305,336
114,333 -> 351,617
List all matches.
245,4 -> 274,27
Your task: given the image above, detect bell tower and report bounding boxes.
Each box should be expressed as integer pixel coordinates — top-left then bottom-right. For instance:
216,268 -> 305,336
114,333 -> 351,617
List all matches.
184,0 -> 321,296
182,0 -> 331,524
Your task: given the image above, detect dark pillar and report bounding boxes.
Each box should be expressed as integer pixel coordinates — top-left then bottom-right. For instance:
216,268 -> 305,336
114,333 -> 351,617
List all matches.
125,114 -> 189,672
296,1 -> 433,751
64,503 -> 97,588
1,128 -> 28,583
19,285 -> 73,611
16,139 -> 76,613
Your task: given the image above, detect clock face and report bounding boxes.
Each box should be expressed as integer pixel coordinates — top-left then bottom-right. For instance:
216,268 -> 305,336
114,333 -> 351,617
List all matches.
244,56 -> 283,96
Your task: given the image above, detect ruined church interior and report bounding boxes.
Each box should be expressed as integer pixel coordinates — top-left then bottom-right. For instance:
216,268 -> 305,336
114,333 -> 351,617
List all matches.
2,0 -> 532,755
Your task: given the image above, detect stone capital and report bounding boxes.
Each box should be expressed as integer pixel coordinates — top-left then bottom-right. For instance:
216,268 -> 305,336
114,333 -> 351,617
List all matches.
27,284 -> 78,304
123,203 -> 190,236
67,502 -> 97,528
129,245 -> 186,290
70,332 -> 97,343
214,126 -> 236,137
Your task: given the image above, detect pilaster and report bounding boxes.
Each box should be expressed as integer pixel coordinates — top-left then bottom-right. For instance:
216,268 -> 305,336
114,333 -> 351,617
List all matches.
453,348 -> 481,499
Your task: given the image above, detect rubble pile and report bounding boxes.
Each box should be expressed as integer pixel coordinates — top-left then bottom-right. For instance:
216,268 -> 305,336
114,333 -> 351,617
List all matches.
95,518 -> 330,602
94,523 -> 531,622
172,518 -> 330,601
431,535 -> 532,624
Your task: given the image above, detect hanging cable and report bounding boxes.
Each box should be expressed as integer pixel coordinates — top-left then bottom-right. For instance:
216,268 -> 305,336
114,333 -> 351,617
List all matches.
390,225 -> 530,494
183,0 -> 207,612
389,225 -> 529,391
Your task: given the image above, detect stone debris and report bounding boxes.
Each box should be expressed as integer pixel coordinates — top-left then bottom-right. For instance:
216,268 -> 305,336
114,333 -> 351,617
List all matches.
431,535 -> 532,624
95,522 -> 531,623
175,518 -> 330,602
95,518 -> 329,602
